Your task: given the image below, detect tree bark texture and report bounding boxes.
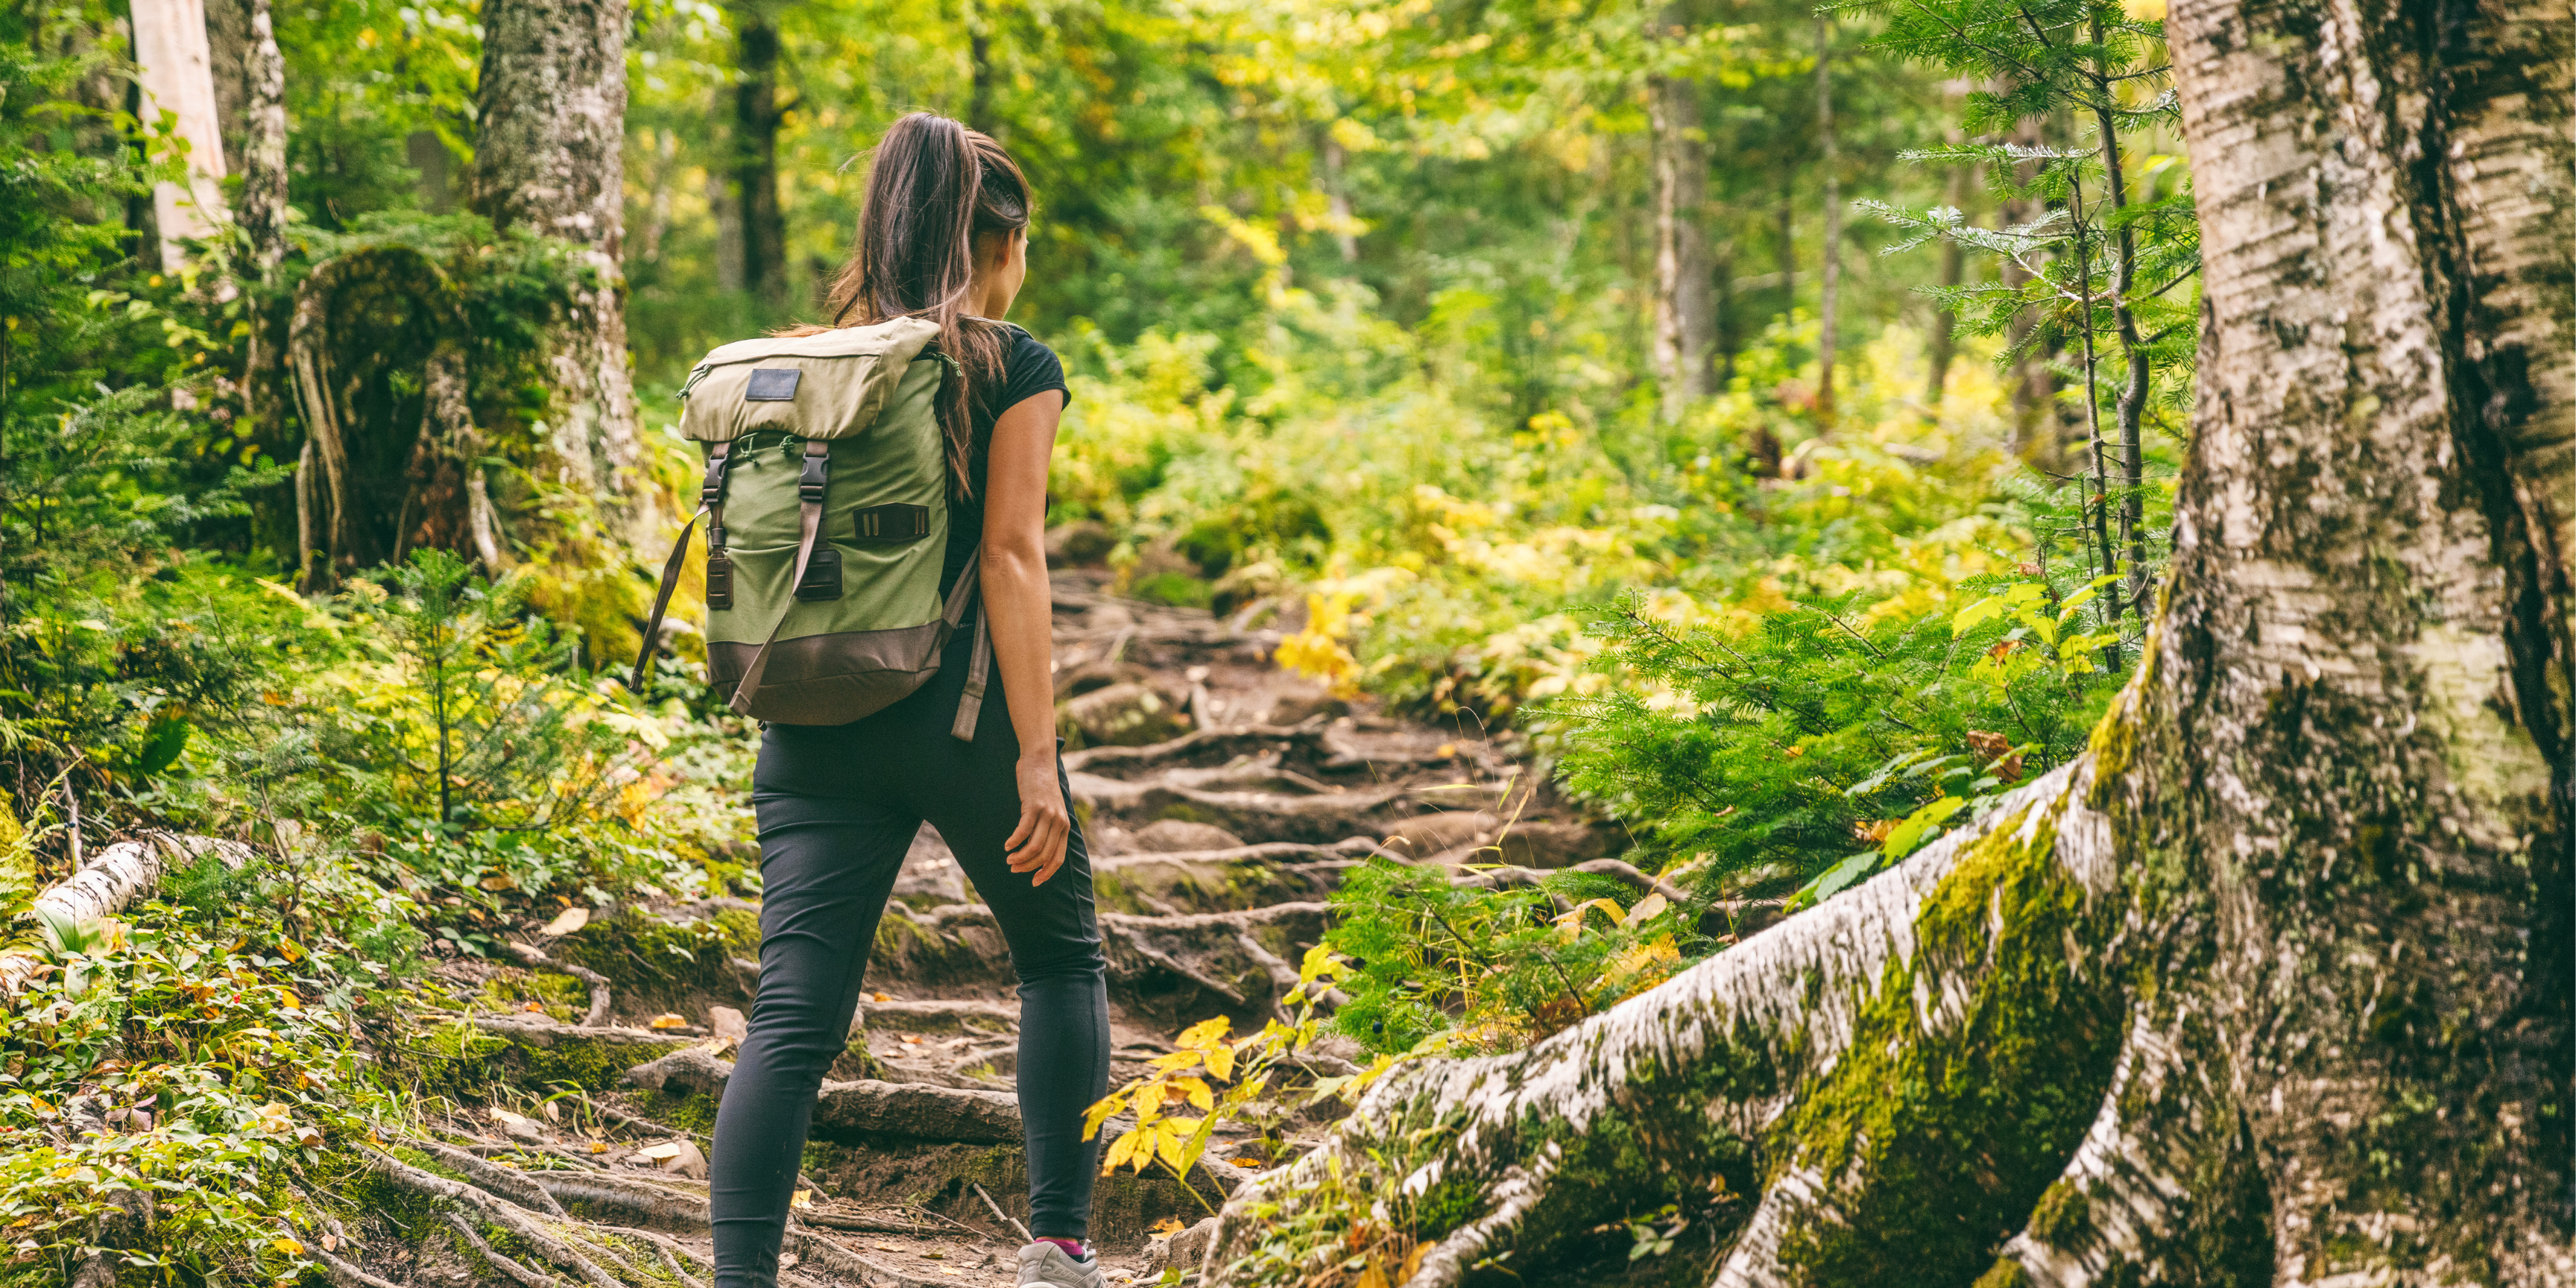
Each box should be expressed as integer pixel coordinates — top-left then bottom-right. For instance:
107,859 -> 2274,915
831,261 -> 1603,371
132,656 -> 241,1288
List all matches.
2001,116 -> 2059,465
1812,16 -> 1839,426
129,0 -> 230,269
1202,0 -> 2573,1280
732,1 -> 789,311
1647,9 -> 1714,426
288,248 -> 482,585
467,0 -> 652,551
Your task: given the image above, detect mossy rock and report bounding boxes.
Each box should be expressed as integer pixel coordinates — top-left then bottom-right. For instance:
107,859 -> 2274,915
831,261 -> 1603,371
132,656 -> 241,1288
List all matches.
476,969 -> 592,1026
549,908 -> 754,1021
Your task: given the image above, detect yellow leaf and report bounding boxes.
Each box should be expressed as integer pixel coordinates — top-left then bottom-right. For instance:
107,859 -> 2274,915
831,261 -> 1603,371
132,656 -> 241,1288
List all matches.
541,906 -> 590,936
1135,1082 -> 1167,1119
1150,1217 -> 1186,1236
792,1190 -> 812,1209
1175,1077 -> 1214,1112
1176,1016 -> 1231,1051
1155,1123 -> 1192,1172
639,1141 -> 686,1161
1401,1241 -> 1427,1282
273,1238 -> 305,1256
1355,1259 -> 1390,1288
274,939 -> 304,963
1149,1049 -> 1204,1074
1623,892 -> 1669,926
647,1013 -> 689,1030
1104,1129 -> 1140,1172
479,873 -> 518,891
587,1140 -> 609,1155
1202,1042 -> 1235,1082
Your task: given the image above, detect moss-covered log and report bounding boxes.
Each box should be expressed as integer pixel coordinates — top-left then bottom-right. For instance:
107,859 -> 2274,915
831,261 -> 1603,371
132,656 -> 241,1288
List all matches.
1203,0 -> 2575,1278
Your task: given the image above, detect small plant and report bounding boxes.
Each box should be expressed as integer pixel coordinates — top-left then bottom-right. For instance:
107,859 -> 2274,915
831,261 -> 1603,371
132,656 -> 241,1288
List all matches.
1086,945 -> 1395,1211
1323,856 -> 1695,1058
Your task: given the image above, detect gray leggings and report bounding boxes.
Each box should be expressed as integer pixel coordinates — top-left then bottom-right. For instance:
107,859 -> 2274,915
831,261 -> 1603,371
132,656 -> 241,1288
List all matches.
709,628 -> 1110,1288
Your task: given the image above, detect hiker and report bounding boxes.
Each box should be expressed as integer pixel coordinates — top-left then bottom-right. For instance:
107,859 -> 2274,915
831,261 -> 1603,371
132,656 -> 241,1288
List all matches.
674,111 -> 1108,1288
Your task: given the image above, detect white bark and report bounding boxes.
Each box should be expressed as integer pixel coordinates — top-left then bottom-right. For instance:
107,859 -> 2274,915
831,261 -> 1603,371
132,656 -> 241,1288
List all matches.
130,0 -> 231,268
0,833 -> 253,1003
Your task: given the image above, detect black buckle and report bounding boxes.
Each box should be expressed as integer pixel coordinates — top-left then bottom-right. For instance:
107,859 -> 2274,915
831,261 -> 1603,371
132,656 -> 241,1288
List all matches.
798,443 -> 828,505
701,443 -> 732,508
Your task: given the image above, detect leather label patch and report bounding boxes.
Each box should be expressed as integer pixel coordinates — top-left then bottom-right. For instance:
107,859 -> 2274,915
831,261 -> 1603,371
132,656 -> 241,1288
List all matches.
744,368 -> 802,401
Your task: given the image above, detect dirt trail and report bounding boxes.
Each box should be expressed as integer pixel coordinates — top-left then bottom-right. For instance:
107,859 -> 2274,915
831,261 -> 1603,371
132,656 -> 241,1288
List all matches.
369,572 -> 1617,1288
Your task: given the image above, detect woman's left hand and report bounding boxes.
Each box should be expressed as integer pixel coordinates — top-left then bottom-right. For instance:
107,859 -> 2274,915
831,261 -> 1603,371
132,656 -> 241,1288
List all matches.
1004,754 -> 1072,886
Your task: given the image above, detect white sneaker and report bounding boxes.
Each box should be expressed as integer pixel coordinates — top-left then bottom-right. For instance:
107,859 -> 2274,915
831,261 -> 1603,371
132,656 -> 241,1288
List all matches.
1017,1241 -> 1105,1288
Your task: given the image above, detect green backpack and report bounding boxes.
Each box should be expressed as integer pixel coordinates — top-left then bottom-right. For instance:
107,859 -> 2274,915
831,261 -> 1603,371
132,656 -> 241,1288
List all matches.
637,316 -> 988,736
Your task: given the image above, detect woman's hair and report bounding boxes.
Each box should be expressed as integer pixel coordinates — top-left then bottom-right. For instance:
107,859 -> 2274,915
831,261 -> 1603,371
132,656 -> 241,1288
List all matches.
795,111 -> 1030,499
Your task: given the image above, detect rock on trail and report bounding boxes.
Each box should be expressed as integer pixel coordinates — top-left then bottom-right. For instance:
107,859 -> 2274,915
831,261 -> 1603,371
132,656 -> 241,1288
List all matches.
363,570 -> 1619,1287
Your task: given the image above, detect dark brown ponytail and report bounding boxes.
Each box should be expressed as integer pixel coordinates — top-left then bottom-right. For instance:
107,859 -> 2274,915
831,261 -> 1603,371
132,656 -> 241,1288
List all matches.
793,111 -> 1032,500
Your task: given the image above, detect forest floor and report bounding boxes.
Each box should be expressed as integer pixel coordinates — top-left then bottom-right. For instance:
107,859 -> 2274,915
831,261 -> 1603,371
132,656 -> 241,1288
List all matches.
344,569 -> 1625,1288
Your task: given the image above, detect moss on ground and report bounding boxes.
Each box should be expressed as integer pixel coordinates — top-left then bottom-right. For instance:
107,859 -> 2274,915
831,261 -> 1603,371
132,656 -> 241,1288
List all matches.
550,909 -> 748,1019
477,970 -> 592,1025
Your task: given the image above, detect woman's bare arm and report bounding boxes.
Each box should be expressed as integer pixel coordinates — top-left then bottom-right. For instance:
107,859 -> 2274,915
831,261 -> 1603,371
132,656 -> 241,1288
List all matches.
982,388 -> 1072,886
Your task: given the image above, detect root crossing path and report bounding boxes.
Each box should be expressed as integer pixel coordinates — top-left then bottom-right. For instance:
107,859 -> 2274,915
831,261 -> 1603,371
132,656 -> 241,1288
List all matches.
370,570 -> 1618,1288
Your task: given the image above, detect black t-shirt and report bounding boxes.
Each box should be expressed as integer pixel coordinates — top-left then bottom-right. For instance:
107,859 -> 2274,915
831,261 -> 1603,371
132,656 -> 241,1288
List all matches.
941,323 -> 1069,598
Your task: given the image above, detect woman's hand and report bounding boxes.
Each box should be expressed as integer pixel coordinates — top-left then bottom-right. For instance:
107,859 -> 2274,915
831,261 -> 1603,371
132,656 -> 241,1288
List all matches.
1005,753 -> 1072,886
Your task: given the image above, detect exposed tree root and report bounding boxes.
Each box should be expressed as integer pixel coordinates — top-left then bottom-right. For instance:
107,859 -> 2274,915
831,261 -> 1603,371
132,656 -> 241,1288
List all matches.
1205,761 -> 2124,1288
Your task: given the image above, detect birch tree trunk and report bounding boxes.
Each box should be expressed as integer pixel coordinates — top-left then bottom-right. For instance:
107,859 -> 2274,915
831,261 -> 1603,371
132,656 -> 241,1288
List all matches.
1203,0 -> 2574,1278
129,0 -> 229,269
1647,4 -> 1714,426
467,0 -> 654,552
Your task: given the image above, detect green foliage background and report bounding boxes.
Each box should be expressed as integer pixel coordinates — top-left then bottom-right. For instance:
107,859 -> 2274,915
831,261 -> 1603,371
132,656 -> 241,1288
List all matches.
0,0 -> 2197,1272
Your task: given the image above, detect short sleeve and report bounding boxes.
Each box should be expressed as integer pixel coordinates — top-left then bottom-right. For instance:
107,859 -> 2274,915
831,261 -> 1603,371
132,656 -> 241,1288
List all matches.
995,329 -> 1070,417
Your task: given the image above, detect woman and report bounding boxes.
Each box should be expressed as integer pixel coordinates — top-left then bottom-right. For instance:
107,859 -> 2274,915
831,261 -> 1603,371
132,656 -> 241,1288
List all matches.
707,112 -> 1108,1288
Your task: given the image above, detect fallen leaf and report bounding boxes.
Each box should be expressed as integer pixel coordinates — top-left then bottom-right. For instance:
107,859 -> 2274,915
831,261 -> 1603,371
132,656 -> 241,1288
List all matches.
541,906 -> 590,936
1433,742 -> 1456,758
791,1190 -> 812,1208
871,991 -> 892,1003
638,1141 -> 686,1161
587,1140 -> 609,1155
540,1099 -> 561,1122
274,1237 -> 305,1256
1623,892 -> 1669,926
648,1014 -> 689,1030
1150,1218 -> 1186,1237
522,1001 -> 545,1013
479,873 -> 519,891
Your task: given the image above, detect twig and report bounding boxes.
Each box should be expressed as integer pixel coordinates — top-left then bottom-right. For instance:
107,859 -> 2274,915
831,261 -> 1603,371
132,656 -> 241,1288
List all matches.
972,1182 -> 1033,1243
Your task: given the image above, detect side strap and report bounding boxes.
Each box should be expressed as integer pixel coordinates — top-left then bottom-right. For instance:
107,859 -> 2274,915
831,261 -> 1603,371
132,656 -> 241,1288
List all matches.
631,442 -> 735,687
944,548 -> 986,742
726,439 -> 831,717
631,508 -> 705,685
950,612 -> 992,742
